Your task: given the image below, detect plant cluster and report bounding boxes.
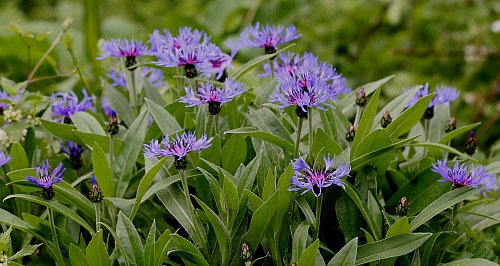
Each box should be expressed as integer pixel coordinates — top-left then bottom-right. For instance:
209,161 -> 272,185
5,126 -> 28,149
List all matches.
0,17 -> 499,266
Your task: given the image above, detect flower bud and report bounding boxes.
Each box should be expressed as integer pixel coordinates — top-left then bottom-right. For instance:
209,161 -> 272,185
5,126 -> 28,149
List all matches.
241,242 -> 252,262
445,117 -> 456,133
464,131 -> 476,155
381,111 -> 392,128
89,176 -> 103,203
396,196 -> 409,216
423,106 -> 434,119
107,111 -> 120,136
346,124 -> 356,142
355,88 -> 367,107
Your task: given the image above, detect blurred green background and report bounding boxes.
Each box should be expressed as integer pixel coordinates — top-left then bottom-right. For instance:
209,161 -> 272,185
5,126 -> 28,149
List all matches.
0,0 -> 499,154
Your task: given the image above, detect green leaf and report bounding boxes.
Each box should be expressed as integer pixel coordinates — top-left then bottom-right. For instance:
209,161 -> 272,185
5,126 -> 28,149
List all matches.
86,230 -> 111,266
319,105 -> 350,147
440,259 -> 499,266
169,234 -> 209,266
4,194 -> 94,234
129,157 -> 167,220
9,243 -> 42,261
55,181 -> 96,222
351,85 -> 382,153
255,79 -> 278,106
114,109 -> 149,197
41,119 -> 80,142
70,244 -> 89,266
296,197 -> 316,227
338,75 -> 395,113
71,112 -> 106,135
410,142 -> 477,162
341,180 -> 382,240
438,122 -> 481,144
117,212 -> 144,266
236,151 -> 262,195
141,170 -> 202,203
225,127 -> 294,153
336,192 -> 361,242
230,43 -> 295,80
74,131 -> 123,153
222,173 -> 240,229
221,134 -> 247,174
156,185 -> 207,249
241,189 -> 282,250
145,98 -> 182,135
154,230 -> 172,266
194,196 -> 230,265
9,143 -> 29,170
103,80 -> 135,126
372,86 -> 421,131
385,94 -> 434,139
353,129 -> 393,176
312,128 -> 343,159
386,217 -> 410,238
327,237 -> 358,266
409,186 -> 480,231
245,107 -> 293,143
0,209 -> 47,243
356,233 -> 432,265
297,239 -> 320,266
144,220 -> 156,266
292,222 -> 310,262
92,143 -> 115,197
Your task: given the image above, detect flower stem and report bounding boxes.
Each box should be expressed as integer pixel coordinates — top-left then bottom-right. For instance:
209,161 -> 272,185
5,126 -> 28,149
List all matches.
94,203 -> 101,232
269,59 -> 275,80
308,108 -> 314,154
213,115 -> 220,136
314,195 -> 323,239
109,135 -> 115,168
354,106 -> 363,128
294,117 -> 304,158
48,207 -> 64,265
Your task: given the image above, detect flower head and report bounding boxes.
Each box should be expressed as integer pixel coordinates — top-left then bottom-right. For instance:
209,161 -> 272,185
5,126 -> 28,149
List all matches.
180,79 -> 246,115
228,23 -> 302,55
61,141 -> 84,169
51,89 -> 95,124
432,159 -> 497,190
101,97 -> 116,117
107,67 -> 165,89
98,39 -> 151,69
0,151 -> 11,167
144,131 -> 212,169
289,155 -> 351,197
89,175 -> 103,203
26,160 -> 65,200
405,84 -> 459,109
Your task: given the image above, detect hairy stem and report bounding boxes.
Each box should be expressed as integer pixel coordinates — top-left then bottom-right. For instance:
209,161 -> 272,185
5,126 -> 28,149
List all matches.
314,195 -> 323,239
48,208 -> 64,265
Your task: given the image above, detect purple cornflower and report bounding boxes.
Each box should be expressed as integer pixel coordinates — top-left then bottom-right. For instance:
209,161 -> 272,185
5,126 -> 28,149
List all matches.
51,89 -> 95,124
98,39 -> 151,69
144,131 -> 212,170
61,141 -> 84,170
26,160 -> 66,200
404,84 -> 459,119
432,160 -> 497,191
260,52 -> 316,77
0,151 -> 11,167
152,27 -> 231,79
180,79 -> 246,115
107,67 -> 166,89
228,23 -> 302,56
289,155 -> 351,197
101,97 -> 116,117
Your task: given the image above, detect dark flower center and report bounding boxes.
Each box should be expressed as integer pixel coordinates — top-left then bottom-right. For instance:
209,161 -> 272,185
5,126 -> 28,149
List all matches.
208,101 -> 222,115
184,64 -> 198,79
63,117 -> 72,124
41,186 -> 55,200
264,46 -> 277,55
174,156 -> 188,170
423,106 -> 434,119
217,70 -> 228,83
125,56 -> 138,70
295,105 -> 309,118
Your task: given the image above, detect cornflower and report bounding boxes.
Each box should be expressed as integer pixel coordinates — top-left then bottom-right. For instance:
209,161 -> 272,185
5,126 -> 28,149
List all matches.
26,160 -> 65,200
432,159 -> 497,190
51,89 -> 95,124
98,39 -> 151,69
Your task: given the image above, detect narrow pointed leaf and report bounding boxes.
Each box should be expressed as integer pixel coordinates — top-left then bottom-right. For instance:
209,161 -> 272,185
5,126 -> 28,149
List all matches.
327,237 -> 358,266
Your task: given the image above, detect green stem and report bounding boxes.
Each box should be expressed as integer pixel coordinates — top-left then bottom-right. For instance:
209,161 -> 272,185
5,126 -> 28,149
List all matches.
308,109 -> 314,155
177,67 -> 183,98
450,201 -> 461,230
213,115 -> 220,136
94,203 -> 101,232
269,59 -> 275,79
294,117 -> 304,158
314,195 -> 323,239
109,135 -> 114,167
424,119 -> 430,141
129,69 -> 138,114
48,207 -> 64,265
354,106 -> 363,128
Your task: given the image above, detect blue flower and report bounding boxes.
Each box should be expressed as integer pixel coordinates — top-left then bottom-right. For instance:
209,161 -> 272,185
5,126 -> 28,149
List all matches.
101,97 -> 116,117
151,27 -> 231,79
432,160 -> 497,191
0,151 -> 11,167
61,141 -> 84,169
405,83 -> 459,108
180,79 -> 246,115
144,131 -> 212,169
89,175 -> 103,203
26,160 -> 66,200
228,23 -> 302,55
289,155 -> 351,197
51,89 -> 95,124
98,39 -> 151,69
107,67 -> 166,89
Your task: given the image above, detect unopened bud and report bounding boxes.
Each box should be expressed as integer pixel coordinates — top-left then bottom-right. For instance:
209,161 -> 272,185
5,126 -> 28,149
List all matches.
89,176 -> 103,203
107,111 -> 119,136
381,111 -> 392,128
346,125 -> 356,142
355,88 -> 367,107
464,131 -> 476,155
445,117 -> 456,133
241,242 -> 252,262
396,196 -> 409,216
